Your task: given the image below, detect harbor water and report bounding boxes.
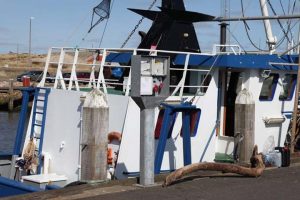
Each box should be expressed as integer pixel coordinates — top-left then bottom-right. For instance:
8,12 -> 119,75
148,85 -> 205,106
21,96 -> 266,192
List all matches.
0,111 -> 22,154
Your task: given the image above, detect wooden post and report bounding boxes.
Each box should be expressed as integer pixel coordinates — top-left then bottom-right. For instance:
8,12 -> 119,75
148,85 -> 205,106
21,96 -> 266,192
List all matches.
81,89 -> 109,181
291,52 -> 300,154
234,88 -> 255,164
8,79 -> 14,111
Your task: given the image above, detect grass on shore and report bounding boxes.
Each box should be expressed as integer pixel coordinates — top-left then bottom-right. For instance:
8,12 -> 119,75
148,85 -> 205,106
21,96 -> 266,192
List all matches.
0,53 -> 94,80
0,53 -> 46,80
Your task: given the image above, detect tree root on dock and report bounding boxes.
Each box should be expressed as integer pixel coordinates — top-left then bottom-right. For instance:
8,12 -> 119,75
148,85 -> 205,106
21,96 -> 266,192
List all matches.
163,145 -> 265,187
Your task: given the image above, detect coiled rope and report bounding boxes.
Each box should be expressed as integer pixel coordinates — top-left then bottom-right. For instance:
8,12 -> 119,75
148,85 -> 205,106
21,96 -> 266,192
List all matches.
23,138 -> 38,171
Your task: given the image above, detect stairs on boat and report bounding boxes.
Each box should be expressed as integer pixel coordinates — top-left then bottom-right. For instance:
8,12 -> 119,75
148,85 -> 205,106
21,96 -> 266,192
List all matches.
30,87 -> 50,174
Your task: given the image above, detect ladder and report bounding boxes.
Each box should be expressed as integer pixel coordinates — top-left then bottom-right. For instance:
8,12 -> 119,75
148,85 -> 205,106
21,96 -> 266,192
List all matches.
29,87 -> 51,174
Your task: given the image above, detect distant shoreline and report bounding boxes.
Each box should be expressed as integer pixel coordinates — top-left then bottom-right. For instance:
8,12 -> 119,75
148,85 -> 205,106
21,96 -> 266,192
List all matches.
0,53 -> 46,80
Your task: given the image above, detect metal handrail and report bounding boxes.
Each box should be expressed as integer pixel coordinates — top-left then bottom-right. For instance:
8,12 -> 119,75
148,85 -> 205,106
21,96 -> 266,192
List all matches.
212,44 -> 241,55
40,47 -> 214,98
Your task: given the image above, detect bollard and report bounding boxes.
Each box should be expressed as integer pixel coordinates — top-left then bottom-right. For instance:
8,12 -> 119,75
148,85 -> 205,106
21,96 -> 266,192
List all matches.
81,89 -> 109,181
234,88 -> 255,164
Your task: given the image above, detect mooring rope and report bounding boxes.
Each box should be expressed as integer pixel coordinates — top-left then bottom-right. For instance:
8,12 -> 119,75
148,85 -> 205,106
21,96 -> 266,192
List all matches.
23,138 -> 38,171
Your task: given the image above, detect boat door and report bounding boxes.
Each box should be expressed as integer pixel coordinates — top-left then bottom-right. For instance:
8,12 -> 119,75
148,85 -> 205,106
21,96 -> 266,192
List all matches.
219,69 -> 245,137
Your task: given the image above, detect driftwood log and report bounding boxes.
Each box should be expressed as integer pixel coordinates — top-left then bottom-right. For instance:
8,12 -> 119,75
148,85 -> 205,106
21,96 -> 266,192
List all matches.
163,145 -> 265,187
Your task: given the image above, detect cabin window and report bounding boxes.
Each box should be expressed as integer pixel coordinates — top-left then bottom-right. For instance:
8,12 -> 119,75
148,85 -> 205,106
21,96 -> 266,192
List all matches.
279,74 -> 296,101
170,70 -> 212,96
259,73 -> 279,101
189,72 -> 212,95
199,74 -> 212,95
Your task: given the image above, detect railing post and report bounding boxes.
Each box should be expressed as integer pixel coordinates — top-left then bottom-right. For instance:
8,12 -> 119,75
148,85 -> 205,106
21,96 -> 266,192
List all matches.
39,48 -> 52,87
179,54 -> 190,98
68,48 -> 79,91
88,52 -> 97,88
96,49 -> 107,94
125,50 -> 136,96
54,48 -> 66,90
182,111 -> 192,165
13,88 -> 35,155
10,88 -> 35,179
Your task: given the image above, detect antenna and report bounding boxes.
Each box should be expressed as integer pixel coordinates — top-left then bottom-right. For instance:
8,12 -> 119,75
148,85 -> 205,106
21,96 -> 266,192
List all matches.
220,0 -> 229,52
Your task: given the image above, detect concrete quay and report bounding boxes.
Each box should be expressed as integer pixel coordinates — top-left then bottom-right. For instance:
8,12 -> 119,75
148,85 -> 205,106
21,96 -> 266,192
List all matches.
4,163 -> 300,200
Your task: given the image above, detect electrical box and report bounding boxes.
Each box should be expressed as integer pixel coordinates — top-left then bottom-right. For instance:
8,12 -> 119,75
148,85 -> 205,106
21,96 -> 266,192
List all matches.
131,55 -> 170,97
140,57 -> 167,77
141,76 -> 153,95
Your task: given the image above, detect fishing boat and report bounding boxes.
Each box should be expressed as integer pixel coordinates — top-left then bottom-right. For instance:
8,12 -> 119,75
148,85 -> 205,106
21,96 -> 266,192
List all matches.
1,0 -> 300,197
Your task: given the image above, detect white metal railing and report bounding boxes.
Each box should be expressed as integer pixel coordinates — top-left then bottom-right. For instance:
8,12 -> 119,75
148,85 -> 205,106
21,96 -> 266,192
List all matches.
212,44 -> 241,55
39,47 -> 216,98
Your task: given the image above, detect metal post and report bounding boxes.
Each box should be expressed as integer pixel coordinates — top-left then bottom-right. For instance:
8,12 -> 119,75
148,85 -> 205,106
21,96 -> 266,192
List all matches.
182,111 -> 192,165
10,88 -> 34,179
140,108 -> 155,186
298,23 -> 300,54
17,44 -> 19,68
154,108 -> 172,174
29,17 -> 34,67
291,52 -> 300,154
13,89 -> 33,155
131,55 -> 170,186
220,22 -> 228,52
8,79 -> 14,112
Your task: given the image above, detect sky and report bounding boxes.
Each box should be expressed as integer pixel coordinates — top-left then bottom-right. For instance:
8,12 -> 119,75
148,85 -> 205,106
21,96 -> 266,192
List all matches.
0,0 -> 299,54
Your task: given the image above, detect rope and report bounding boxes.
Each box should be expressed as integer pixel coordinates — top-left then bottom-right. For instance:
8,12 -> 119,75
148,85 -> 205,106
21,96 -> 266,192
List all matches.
190,53 -> 221,104
279,0 -> 286,15
241,0 -> 268,52
120,0 -> 158,48
217,0 -> 252,50
266,0 -> 291,44
63,0 -> 100,47
276,20 -> 300,51
273,0 -> 297,50
63,11 -> 91,47
226,27 -> 248,53
98,0 -> 115,47
23,138 -> 38,171
81,0 -> 115,46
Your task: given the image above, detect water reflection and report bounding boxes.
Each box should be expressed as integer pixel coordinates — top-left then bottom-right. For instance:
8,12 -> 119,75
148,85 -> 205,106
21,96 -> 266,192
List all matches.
0,112 -> 20,154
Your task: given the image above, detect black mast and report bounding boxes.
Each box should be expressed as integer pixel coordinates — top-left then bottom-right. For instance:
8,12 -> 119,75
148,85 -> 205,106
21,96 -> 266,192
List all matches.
129,0 -> 214,52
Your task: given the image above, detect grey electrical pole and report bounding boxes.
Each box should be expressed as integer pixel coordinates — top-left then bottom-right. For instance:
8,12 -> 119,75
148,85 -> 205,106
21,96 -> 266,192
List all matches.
29,17 -> 34,67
